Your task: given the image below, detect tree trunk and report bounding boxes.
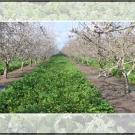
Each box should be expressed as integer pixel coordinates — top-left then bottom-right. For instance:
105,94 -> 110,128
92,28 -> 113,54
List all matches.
81,58 -> 83,63
35,60 -> 37,64
21,61 -> 24,71
3,62 -> 9,79
30,58 -> 32,67
34,58 -> 37,64
122,71 -> 130,94
86,58 -> 89,65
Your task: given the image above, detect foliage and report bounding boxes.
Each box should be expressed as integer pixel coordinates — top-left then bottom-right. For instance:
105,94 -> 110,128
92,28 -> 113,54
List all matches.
0,55 -> 114,113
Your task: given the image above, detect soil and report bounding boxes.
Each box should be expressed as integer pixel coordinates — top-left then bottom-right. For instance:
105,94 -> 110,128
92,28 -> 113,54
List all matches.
77,64 -> 135,113
0,65 -> 37,87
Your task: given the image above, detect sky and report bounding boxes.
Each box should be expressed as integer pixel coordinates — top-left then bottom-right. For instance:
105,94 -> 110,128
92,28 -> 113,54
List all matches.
40,22 -> 79,50
40,22 -> 131,50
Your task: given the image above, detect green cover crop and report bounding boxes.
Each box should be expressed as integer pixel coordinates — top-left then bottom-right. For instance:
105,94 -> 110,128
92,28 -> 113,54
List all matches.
0,55 -> 114,113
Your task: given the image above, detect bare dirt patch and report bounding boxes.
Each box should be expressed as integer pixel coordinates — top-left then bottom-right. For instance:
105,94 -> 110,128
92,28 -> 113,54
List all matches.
77,64 -> 135,113
0,65 -> 37,86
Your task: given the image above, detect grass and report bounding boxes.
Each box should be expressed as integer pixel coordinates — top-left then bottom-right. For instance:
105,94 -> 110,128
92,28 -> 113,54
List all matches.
80,57 -> 100,68
78,57 -> 135,85
0,54 -> 114,113
0,59 -> 28,75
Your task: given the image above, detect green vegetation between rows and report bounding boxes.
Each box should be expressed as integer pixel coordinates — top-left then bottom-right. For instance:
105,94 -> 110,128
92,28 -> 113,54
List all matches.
0,54 -> 114,113
0,59 -> 28,75
78,57 -> 135,84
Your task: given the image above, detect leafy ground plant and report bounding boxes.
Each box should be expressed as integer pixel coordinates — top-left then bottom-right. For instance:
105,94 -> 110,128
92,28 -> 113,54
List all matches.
0,54 -> 114,113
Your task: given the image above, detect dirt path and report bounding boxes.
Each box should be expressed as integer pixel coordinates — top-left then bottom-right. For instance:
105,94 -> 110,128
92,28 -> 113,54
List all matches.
77,64 -> 135,113
0,65 -> 37,87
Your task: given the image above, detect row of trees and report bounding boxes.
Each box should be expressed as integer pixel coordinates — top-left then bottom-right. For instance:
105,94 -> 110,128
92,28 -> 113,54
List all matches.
0,22 -> 58,79
63,22 -> 135,94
